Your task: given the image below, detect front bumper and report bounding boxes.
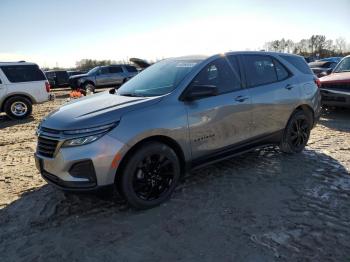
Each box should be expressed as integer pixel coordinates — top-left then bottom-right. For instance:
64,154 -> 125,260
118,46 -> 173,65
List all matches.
320,88 -> 350,108
35,134 -> 127,190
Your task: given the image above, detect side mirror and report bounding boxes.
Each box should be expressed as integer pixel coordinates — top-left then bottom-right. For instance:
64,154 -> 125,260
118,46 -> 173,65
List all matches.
181,84 -> 218,101
109,88 -> 116,94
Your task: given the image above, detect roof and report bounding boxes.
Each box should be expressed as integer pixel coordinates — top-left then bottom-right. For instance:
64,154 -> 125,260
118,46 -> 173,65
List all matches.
0,61 -> 37,66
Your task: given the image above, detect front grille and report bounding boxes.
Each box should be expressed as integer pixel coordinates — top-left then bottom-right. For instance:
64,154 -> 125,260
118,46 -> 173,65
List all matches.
37,136 -> 59,158
322,83 -> 350,90
322,96 -> 346,102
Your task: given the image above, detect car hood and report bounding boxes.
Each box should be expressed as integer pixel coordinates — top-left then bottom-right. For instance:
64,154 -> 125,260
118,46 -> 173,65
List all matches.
320,72 -> 350,84
69,73 -> 89,80
41,92 -> 162,130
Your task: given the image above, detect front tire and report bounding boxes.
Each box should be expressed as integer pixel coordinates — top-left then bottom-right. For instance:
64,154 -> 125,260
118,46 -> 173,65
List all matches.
83,82 -> 95,95
280,110 -> 311,153
4,96 -> 32,120
119,142 -> 181,209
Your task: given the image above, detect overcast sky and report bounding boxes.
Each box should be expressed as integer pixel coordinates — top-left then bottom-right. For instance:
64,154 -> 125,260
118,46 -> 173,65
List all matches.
0,0 -> 349,68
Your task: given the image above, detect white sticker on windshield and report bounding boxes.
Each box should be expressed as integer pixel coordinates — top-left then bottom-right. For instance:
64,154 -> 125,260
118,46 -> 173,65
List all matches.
176,63 -> 197,68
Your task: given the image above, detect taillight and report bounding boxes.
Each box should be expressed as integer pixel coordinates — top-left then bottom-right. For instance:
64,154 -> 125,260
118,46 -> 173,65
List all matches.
314,78 -> 321,88
45,81 -> 51,92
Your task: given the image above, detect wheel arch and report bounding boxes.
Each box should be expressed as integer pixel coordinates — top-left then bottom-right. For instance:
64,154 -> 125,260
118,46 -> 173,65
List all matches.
115,135 -> 187,185
294,104 -> 315,126
1,94 -> 34,112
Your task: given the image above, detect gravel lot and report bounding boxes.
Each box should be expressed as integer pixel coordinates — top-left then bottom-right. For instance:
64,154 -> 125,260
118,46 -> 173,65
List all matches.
0,88 -> 350,261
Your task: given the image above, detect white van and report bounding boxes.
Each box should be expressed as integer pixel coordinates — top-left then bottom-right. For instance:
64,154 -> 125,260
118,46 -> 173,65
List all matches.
0,62 -> 53,119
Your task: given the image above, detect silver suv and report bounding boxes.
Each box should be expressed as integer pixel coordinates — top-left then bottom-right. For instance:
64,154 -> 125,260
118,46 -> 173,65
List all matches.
35,52 -> 321,209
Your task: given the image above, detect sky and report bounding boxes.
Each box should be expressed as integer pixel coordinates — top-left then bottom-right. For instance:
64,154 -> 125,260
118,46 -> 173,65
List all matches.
0,0 -> 349,68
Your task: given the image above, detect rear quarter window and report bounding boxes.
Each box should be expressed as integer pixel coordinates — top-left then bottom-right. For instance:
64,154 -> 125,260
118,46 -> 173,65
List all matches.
1,65 -> 46,83
280,55 -> 313,75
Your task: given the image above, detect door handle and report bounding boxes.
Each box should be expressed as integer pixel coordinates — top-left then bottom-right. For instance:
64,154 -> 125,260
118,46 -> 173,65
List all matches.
285,84 -> 294,90
235,95 -> 249,102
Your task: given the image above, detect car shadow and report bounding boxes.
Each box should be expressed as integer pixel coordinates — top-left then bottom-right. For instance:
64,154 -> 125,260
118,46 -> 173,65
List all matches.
319,107 -> 350,132
0,147 -> 349,260
0,115 -> 34,129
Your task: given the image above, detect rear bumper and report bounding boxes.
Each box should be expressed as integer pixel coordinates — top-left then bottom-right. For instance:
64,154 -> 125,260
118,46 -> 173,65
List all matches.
320,88 -> 350,108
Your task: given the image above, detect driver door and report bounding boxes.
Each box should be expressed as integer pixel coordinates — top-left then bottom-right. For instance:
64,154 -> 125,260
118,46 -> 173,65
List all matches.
184,57 -> 252,161
95,66 -> 111,86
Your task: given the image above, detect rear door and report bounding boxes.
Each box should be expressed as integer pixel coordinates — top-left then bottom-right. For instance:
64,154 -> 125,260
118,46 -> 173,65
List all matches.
185,56 -> 252,160
241,54 -> 299,138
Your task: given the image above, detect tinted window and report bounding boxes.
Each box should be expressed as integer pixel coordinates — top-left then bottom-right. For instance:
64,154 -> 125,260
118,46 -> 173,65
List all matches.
192,57 -> 241,94
280,55 -> 313,75
1,65 -> 46,83
244,55 -> 277,87
273,59 -> 289,81
100,67 -> 110,74
109,66 -> 123,73
125,65 -> 137,72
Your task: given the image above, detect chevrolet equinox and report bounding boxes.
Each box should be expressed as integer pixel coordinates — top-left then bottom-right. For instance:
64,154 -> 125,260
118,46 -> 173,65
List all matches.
35,52 -> 322,209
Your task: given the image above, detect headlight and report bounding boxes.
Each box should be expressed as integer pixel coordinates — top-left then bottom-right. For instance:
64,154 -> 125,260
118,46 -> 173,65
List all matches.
61,122 -> 118,147
62,134 -> 103,147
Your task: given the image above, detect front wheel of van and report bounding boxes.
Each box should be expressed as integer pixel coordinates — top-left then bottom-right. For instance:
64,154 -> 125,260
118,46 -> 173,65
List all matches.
120,142 -> 181,209
280,110 -> 311,154
4,96 -> 33,120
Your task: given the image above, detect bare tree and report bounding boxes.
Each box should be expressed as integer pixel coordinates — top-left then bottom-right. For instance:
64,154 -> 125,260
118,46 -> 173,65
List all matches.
335,37 -> 347,53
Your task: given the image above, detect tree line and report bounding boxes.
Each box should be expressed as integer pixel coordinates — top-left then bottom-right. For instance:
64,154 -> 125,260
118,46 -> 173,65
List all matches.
264,35 -> 349,58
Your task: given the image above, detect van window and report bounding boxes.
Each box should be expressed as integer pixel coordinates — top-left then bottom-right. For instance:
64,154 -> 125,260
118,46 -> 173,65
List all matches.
280,55 -> 313,75
243,55 -> 277,87
109,66 -> 123,73
191,57 -> 241,94
1,65 -> 46,83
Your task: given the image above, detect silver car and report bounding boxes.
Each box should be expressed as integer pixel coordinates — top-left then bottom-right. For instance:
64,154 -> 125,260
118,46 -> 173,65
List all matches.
35,51 -> 322,209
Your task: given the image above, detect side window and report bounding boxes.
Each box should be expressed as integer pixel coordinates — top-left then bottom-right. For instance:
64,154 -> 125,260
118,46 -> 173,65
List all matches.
110,66 -> 123,73
191,57 -> 241,94
243,55 -> 277,87
1,65 -> 46,83
273,59 -> 290,81
100,67 -> 110,74
280,55 -> 313,75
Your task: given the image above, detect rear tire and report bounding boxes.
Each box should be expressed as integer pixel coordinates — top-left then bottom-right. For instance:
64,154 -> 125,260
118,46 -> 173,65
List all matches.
119,142 -> 181,209
4,96 -> 32,120
280,110 -> 311,153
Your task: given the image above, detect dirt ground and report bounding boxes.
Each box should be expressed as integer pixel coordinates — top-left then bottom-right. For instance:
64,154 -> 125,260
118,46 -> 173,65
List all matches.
0,88 -> 350,261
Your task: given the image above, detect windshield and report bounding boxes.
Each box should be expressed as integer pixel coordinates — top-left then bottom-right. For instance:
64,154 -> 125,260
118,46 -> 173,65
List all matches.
118,59 -> 201,97
334,57 -> 350,73
87,67 -> 100,75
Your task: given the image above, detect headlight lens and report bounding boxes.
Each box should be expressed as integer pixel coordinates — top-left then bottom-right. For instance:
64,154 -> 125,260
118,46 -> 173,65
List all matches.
62,134 -> 103,147
61,122 -> 118,147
